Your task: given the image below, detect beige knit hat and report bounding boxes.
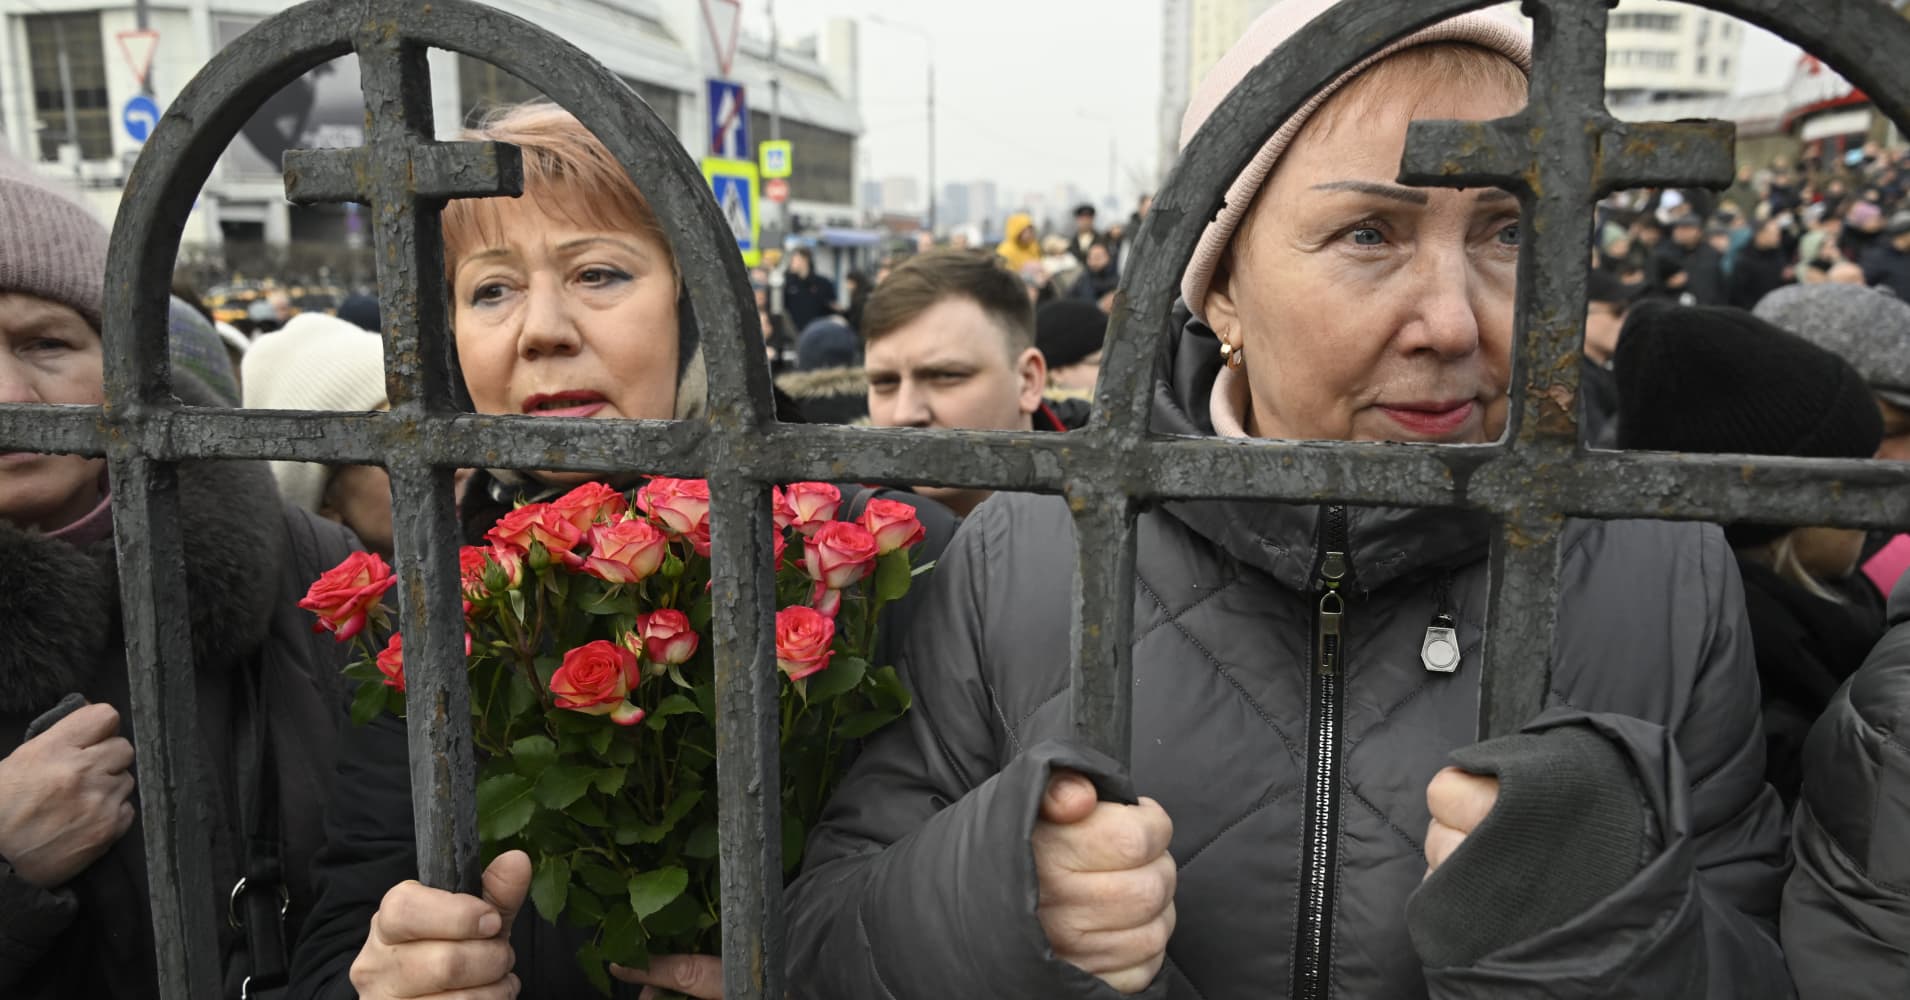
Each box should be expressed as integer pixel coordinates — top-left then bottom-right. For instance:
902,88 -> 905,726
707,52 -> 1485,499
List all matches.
241,313 -> 389,512
1177,0 -> 1531,322
0,149 -> 109,329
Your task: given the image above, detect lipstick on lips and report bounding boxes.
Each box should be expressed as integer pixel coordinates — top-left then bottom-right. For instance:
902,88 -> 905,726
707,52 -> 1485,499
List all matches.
521,389 -> 609,418
1375,400 -> 1477,438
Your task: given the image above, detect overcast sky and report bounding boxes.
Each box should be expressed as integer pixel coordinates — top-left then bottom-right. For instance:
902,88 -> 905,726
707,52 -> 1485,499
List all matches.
755,2 -> 1810,212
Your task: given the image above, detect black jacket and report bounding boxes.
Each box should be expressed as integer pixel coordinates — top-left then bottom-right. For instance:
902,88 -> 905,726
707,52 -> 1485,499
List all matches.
1728,245 -> 1792,310
289,473 -> 959,999
1861,241 -> 1910,303
782,313 -> 1790,999
1655,240 -> 1728,305
1783,570 -> 1910,999
0,460 -> 357,998
781,273 -> 839,333
1735,559 -> 1885,806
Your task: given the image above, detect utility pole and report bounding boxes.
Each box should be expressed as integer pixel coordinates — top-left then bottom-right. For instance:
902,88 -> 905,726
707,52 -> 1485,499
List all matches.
927,58 -> 936,234
767,0 -> 783,246
54,18 -> 81,184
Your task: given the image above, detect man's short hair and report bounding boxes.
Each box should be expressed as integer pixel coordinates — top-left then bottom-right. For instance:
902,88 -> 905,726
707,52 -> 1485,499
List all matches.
862,250 -> 1035,353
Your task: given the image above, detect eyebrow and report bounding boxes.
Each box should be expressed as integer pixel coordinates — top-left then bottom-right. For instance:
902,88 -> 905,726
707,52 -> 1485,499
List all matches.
1311,180 -> 1518,205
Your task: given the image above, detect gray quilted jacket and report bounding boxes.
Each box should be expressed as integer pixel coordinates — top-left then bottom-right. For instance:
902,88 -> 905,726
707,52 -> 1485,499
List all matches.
1783,570 -> 1910,1000
784,320 -> 1792,999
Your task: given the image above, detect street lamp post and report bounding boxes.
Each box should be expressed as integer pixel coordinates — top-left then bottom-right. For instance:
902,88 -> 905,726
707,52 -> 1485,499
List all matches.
867,15 -> 935,234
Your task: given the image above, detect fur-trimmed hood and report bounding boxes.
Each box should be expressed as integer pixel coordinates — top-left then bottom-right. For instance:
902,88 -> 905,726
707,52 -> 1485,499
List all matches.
0,459 -> 288,714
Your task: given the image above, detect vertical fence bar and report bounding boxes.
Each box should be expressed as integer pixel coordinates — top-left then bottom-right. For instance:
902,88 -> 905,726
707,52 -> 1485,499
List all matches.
1477,519 -> 1566,741
107,454 -> 224,999
1068,492 -> 1141,763
706,477 -> 784,1000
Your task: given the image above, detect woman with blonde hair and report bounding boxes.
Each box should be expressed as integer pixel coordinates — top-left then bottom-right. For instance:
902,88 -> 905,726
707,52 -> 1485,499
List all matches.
1615,301 -> 1886,807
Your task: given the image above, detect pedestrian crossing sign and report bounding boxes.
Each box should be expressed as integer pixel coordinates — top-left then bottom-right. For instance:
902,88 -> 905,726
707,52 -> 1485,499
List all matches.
701,157 -> 761,267
760,140 -> 792,179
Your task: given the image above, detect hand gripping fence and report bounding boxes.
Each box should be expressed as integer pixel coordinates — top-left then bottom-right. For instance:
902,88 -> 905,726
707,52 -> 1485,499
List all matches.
0,0 -> 1907,996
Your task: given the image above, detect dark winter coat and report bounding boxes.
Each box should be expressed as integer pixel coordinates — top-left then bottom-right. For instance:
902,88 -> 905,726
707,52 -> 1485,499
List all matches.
1579,357 -> 1620,447
1860,241 -> 1910,303
776,365 -> 870,425
1735,559 -> 1885,807
289,473 -> 960,999
1655,239 -> 1728,305
783,314 -> 1791,999
0,459 -> 358,998
781,272 -> 839,333
1728,245 -> 1793,310
1070,264 -> 1120,304
1783,570 -> 1910,1000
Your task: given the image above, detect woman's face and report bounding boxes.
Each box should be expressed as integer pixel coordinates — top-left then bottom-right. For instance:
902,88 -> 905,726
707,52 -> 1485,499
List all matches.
1204,72 -> 1525,443
453,193 -> 680,425
0,293 -> 106,531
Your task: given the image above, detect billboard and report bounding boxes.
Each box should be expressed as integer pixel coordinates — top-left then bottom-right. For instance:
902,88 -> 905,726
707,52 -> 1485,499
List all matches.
215,18 -> 366,182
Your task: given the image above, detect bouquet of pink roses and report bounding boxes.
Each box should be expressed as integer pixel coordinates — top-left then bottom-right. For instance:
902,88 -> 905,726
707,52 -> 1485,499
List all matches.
300,479 -> 926,992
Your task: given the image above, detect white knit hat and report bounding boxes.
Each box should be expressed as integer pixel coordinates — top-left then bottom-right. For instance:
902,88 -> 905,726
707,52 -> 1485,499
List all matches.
241,312 -> 388,512
1177,0 -> 1531,322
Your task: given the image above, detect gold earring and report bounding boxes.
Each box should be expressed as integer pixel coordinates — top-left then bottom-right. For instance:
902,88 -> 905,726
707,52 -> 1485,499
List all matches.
1219,341 -> 1245,369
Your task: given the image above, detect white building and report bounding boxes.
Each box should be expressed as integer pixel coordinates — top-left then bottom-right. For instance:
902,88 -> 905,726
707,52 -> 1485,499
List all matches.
1157,0 -> 1192,187
1603,0 -> 1740,106
0,0 -> 860,260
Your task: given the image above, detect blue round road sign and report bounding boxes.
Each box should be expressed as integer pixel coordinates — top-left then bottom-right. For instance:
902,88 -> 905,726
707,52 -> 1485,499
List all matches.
122,95 -> 160,143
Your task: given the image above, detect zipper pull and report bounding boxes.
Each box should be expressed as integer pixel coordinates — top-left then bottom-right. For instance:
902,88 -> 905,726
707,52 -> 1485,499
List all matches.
1421,571 -> 1460,674
1317,590 -> 1344,676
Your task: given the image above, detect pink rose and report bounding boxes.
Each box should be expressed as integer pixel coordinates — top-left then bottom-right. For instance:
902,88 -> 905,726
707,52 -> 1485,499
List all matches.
375,633 -> 406,691
549,640 -> 646,726
776,606 -> 836,681
458,546 -> 490,600
487,544 -> 526,589
860,498 -> 927,556
584,519 -> 670,584
636,478 -> 713,537
771,487 -> 797,531
784,482 -> 842,537
637,609 -> 700,665
804,521 -> 879,590
549,481 -> 629,531
486,503 -> 586,568
299,552 -> 398,642
810,582 -> 842,619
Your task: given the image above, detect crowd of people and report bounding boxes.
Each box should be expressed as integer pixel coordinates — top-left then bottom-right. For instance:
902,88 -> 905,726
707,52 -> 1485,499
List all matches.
2,0 -> 1910,998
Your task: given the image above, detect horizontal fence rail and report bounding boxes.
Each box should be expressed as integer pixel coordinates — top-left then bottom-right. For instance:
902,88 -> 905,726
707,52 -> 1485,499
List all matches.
0,0 -> 1903,997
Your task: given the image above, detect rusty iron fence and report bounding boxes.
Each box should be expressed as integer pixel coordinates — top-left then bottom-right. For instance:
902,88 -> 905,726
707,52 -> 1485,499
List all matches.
1,0 -> 1908,996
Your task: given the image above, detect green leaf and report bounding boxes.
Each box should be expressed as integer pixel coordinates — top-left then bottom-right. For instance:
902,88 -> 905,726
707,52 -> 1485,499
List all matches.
627,866 -> 689,921
684,822 -> 718,860
578,585 -> 635,617
475,773 -> 537,841
534,764 -> 596,809
689,593 -> 714,632
605,737 -> 637,766
349,681 -> 388,726
510,735 -> 558,775
507,674 -> 540,716
507,587 -> 527,623
530,854 -> 570,924
837,709 -> 903,740
586,723 -> 614,756
804,655 -> 867,704
615,788 -> 704,845
874,549 -> 913,603
567,884 -> 606,928
643,890 -> 704,936
591,767 -> 626,794
576,939 -> 613,997
654,694 -> 700,718
577,860 -> 627,896
868,665 -> 912,713
568,796 -> 611,828
600,903 -> 649,967
911,559 -> 938,577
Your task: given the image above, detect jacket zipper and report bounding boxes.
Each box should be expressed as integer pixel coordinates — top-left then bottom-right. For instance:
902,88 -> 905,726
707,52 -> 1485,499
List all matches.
1293,505 -> 1349,1000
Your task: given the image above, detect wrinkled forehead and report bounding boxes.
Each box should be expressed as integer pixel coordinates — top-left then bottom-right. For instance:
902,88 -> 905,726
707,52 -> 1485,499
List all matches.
444,179 -> 664,271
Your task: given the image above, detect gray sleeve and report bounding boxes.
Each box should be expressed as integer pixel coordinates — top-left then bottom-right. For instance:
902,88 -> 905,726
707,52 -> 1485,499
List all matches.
784,508 -> 1166,1000
1418,526 -> 1791,999
1781,624 -> 1910,1000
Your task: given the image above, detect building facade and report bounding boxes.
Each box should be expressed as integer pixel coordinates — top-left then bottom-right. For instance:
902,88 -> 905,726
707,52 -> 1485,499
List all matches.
0,0 -> 860,265
1603,0 -> 1740,106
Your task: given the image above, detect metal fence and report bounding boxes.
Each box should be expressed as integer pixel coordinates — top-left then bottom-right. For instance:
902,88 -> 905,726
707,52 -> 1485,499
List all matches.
2,0 -> 1908,996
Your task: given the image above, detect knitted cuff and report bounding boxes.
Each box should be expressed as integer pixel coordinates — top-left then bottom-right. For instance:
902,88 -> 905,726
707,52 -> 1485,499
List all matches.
0,858 -> 79,979
1406,724 -> 1653,969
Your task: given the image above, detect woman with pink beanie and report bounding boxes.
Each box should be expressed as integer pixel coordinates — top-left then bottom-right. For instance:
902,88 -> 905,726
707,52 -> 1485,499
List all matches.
783,1 -> 1789,998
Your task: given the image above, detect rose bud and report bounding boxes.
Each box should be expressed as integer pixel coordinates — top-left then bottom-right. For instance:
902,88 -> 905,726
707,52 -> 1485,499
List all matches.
784,482 -> 842,537
549,481 -> 629,531
485,544 -> 526,591
804,521 -> 880,590
458,546 -> 491,601
375,633 -> 407,692
860,498 -> 927,556
636,478 -> 713,537
810,582 -> 842,619
584,519 -> 671,584
300,551 -> 398,642
637,609 -> 700,665
776,606 -> 837,681
549,640 -> 646,726
486,502 -> 587,568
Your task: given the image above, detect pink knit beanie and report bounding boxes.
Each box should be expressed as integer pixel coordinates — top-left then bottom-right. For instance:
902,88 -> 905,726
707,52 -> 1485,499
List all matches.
1177,0 -> 1531,322
0,149 -> 109,330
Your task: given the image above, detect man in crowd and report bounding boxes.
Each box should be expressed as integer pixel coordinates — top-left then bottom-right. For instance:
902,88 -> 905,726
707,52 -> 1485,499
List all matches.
863,250 -> 1081,516
1067,203 -> 1098,266
780,247 -> 839,332
1654,213 -> 1726,305
1860,210 -> 1910,301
